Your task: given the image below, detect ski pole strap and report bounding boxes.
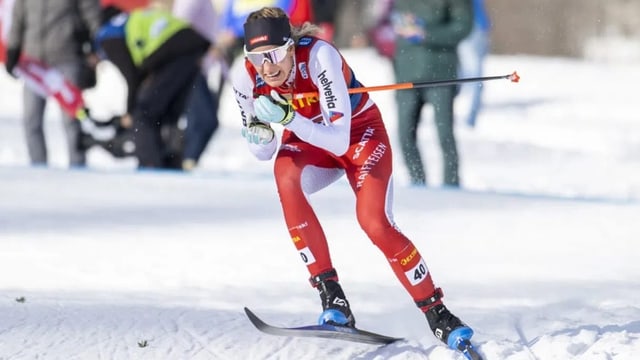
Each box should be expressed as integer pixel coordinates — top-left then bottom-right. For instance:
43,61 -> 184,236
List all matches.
309,268 -> 338,287
415,287 -> 444,309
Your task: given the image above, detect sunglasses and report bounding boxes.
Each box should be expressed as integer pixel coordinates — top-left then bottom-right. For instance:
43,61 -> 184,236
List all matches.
244,38 -> 294,66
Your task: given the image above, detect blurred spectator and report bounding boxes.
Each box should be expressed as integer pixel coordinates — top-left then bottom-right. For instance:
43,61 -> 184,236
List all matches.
96,6 -> 210,169
457,0 -> 491,127
0,0 -> 16,62
310,0 -> 338,42
4,0 -> 101,168
333,0 -> 369,48
172,0 -> 224,170
391,0 -> 472,187
101,0 -> 149,11
289,0 -> 313,27
366,0 -> 395,58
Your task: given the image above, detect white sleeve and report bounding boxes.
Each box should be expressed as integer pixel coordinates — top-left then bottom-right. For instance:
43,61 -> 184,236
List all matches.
283,41 -> 352,157
230,64 -> 278,161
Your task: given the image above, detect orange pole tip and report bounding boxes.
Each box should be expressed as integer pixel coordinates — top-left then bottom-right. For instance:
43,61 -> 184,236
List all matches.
510,71 -> 520,83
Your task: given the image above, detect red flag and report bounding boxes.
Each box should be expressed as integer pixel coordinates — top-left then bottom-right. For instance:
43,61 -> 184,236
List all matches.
14,57 -> 87,120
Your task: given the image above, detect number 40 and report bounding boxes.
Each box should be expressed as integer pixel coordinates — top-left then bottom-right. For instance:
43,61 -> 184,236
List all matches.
414,264 -> 427,281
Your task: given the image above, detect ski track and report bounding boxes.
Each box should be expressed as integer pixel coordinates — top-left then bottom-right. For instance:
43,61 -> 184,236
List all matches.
1,202 -> 639,360
1,290 -> 639,359
513,315 -> 539,360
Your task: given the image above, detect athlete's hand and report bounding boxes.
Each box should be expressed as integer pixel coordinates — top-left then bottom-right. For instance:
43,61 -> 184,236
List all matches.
242,121 -> 275,145
254,90 -> 294,125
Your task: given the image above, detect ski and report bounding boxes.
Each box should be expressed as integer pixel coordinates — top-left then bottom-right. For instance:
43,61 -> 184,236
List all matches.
245,307 -> 483,359
244,307 -> 403,345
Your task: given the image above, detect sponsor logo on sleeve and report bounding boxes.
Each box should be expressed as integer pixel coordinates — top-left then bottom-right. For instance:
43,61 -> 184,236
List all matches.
233,87 -> 248,99
232,87 -> 249,126
329,111 -> 343,122
317,70 -> 337,109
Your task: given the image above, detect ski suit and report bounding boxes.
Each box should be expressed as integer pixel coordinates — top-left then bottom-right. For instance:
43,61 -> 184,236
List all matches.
232,36 -> 440,304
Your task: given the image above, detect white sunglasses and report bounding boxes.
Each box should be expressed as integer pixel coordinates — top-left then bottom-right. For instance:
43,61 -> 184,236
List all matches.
244,38 -> 294,66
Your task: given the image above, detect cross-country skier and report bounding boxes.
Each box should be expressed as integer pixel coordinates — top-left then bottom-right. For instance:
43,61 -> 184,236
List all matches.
231,6 -> 476,348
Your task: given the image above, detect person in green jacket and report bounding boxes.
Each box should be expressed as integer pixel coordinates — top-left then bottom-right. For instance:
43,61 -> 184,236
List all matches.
392,0 -> 472,187
95,6 -> 210,169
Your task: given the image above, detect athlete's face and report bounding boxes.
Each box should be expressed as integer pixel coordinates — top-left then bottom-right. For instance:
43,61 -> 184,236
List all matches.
246,40 -> 295,87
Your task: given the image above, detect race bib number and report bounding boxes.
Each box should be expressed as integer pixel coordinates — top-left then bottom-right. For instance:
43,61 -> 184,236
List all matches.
404,258 -> 429,286
299,247 -> 316,265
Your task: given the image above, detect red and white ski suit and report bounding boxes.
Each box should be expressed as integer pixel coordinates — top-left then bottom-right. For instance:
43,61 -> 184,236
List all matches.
232,36 -> 440,306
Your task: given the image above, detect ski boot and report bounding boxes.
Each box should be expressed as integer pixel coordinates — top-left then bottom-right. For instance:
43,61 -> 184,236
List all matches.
426,304 -> 474,349
311,269 -> 356,327
418,288 -> 475,350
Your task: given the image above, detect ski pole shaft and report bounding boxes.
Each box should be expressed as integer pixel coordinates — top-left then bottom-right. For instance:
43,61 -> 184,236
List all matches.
292,71 -> 520,100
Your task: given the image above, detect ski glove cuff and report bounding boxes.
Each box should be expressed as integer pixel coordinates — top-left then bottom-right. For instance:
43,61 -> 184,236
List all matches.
253,90 -> 294,125
242,121 -> 275,145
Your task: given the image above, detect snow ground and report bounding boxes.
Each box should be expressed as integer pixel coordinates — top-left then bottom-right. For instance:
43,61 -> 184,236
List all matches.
0,49 -> 639,359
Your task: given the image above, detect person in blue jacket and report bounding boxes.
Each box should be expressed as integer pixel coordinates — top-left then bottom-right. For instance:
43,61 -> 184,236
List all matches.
458,0 -> 491,128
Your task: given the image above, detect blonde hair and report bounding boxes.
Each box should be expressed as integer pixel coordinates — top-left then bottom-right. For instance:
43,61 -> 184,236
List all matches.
292,22 -> 321,40
247,7 -> 321,42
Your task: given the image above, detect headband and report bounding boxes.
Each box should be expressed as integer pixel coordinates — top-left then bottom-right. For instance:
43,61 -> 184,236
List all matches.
244,17 -> 292,51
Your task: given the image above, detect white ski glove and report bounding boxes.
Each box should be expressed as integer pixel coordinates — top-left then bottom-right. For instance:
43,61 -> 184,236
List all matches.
253,90 -> 295,125
242,121 -> 275,145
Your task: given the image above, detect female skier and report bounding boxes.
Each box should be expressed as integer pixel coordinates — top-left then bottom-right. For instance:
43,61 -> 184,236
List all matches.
231,6 -> 475,350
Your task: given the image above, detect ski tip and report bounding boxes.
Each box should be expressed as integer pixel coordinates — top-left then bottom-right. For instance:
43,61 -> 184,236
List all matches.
244,307 -> 262,318
244,307 -> 263,326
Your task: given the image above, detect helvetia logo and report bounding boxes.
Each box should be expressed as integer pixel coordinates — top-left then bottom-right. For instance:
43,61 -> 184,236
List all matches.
317,70 -> 337,109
